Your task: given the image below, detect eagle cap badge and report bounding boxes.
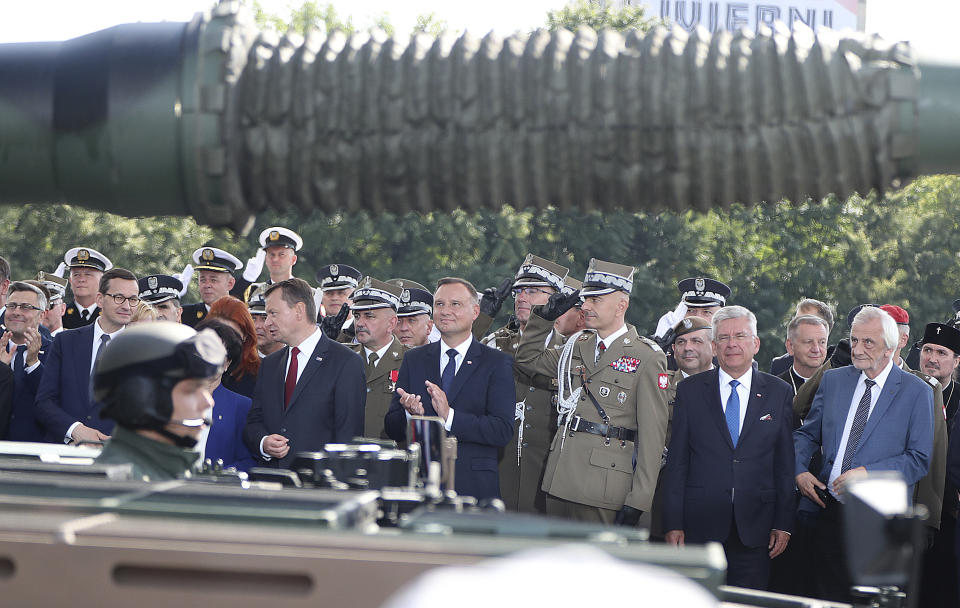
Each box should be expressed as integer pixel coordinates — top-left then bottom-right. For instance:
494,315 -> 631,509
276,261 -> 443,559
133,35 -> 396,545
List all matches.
695,277 -> 705,292
148,276 -> 158,289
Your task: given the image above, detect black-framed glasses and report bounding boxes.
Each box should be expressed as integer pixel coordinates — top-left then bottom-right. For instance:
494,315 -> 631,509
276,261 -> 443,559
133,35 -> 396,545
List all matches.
104,293 -> 141,306
6,302 -> 43,312
512,287 -> 553,298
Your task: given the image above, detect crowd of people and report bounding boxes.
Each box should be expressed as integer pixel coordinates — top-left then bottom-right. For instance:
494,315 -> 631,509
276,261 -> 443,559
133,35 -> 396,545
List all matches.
1,225 -> 959,604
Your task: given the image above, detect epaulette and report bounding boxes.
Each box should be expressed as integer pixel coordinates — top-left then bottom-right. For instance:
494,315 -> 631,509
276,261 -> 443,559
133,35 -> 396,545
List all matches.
638,336 -> 663,353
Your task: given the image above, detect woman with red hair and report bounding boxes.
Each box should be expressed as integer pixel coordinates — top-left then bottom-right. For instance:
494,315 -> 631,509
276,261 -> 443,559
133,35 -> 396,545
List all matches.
206,296 -> 260,397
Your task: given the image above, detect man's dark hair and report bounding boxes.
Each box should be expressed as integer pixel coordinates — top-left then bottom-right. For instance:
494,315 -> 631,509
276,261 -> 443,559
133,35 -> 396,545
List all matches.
436,277 -> 480,305
0,256 -> 9,283
265,278 -> 317,319
98,268 -> 138,294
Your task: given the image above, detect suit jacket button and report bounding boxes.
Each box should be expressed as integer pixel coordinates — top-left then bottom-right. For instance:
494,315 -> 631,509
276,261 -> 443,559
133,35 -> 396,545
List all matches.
529,386 -> 535,392
281,427 -> 287,433
86,416 -> 92,420
580,397 -> 586,401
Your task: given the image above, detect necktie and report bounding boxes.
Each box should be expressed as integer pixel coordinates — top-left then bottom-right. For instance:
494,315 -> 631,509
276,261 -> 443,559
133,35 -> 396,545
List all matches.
81,309 -> 89,321
284,346 -> 300,409
441,348 -> 458,395
842,379 -> 876,472
725,379 -> 741,447
368,351 -> 379,368
93,334 -> 110,374
13,345 -> 26,380
596,340 -> 606,363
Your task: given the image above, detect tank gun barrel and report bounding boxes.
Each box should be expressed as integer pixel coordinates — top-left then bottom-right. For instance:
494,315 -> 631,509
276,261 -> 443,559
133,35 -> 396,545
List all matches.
1,2 -> 955,229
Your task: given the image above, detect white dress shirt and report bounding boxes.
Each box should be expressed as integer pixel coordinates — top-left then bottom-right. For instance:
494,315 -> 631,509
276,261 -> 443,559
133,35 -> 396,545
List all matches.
66,318 -> 124,442
76,302 -> 99,320
595,324 -> 628,362
363,341 -> 392,367
718,366 -> 753,436
828,358 -> 894,500
260,327 -> 324,458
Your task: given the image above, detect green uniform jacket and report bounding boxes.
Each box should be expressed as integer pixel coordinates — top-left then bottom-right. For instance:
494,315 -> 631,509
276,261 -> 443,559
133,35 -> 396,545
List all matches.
349,337 -> 409,440
483,324 -> 563,514
646,368 -> 683,537
515,313 -> 669,512
795,359 -> 947,529
95,426 -> 199,482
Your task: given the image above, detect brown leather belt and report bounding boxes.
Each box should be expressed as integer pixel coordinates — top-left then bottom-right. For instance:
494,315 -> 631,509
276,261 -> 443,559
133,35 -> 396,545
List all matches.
570,415 -> 636,442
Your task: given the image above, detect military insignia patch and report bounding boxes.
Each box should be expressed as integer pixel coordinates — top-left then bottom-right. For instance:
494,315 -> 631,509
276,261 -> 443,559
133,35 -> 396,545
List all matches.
78,249 -> 90,261
599,386 -> 610,398
623,338 -> 631,345
202,248 -> 215,261
269,230 -> 280,241
363,276 -> 372,288
579,334 -> 590,341
658,373 -> 669,389
610,356 -> 641,373
197,310 -> 203,318
618,391 -> 627,404
330,264 -> 339,276
695,277 -> 705,292
148,276 -> 158,289
401,289 -> 410,303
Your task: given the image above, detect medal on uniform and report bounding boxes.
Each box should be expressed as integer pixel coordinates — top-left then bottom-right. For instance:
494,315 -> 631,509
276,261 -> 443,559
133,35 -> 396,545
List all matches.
618,391 -> 627,404
388,369 -> 399,392
599,386 -> 610,398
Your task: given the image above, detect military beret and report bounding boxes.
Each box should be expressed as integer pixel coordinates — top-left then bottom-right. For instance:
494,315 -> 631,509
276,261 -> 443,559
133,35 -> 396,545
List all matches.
672,316 -> 712,342
879,304 -> 909,325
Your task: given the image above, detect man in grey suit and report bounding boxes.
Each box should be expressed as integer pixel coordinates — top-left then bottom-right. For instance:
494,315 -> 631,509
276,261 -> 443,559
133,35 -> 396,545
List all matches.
794,306 -> 934,603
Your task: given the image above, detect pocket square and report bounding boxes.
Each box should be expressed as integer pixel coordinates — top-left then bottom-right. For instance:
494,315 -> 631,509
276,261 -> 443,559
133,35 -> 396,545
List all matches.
759,413 -> 773,421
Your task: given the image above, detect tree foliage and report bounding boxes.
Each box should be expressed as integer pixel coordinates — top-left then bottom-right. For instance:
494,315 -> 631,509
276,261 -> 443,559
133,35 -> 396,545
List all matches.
546,0 -> 660,32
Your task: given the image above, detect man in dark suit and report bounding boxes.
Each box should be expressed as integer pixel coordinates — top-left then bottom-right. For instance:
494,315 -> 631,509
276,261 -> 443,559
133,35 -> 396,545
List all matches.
243,278 -> 365,469
0,281 -> 52,441
61,247 -> 112,330
385,277 -> 514,501
663,305 -> 795,590
35,268 -> 139,444
794,306 -> 934,603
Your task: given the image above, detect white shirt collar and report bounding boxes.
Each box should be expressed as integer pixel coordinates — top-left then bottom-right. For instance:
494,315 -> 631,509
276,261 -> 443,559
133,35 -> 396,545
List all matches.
597,324 -> 628,350
76,301 -> 98,316
291,326 -> 323,355
440,334 -> 473,360
718,365 -> 753,392
790,365 -> 811,381
93,317 -> 124,341
859,357 -> 895,392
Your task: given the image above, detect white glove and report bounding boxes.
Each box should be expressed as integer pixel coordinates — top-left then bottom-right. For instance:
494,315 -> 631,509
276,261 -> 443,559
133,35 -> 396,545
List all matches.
654,301 -> 688,338
54,262 -> 68,278
173,264 -> 193,297
242,249 -> 266,282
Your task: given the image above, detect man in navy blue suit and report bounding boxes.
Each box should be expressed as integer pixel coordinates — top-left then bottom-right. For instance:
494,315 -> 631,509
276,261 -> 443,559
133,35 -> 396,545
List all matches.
794,306 -> 933,603
663,305 -> 795,590
35,268 -> 139,444
0,281 -> 52,441
243,278 -> 366,469
385,277 -> 514,500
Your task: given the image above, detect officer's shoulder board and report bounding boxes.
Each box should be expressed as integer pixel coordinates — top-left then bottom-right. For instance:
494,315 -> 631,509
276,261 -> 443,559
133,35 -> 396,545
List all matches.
925,374 -> 940,388
637,336 -> 663,353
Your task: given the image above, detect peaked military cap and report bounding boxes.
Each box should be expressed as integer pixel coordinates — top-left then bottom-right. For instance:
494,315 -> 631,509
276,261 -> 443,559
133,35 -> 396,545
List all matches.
846,303 -> 878,328
350,277 -> 402,312
388,278 -> 433,317
35,271 -> 68,304
259,226 -> 303,251
513,254 -> 568,292
678,277 -> 730,308
316,263 -> 362,291
673,316 -> 712,343
580,259 -> 635,296
247,286 -> 267,316
138,274 -> 184,305
192,247 -> 242,273
879,304 -> 909,325
561,275 -> 582,297
923,323 -> 960,355
63,247 -> 112,272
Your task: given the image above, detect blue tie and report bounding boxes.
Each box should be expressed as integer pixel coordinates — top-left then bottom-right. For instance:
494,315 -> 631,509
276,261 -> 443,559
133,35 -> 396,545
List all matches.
441,348 -> 458,395
726,379 -> 740,447
13,345 -> 26,381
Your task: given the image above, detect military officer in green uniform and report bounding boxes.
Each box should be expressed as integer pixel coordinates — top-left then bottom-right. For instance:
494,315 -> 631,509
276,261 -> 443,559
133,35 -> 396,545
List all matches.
61,247 -> 112,330
346,278 -> 409,439
481,255 -> 570,514
94,322 -> 227,481
514,259 -> 669,525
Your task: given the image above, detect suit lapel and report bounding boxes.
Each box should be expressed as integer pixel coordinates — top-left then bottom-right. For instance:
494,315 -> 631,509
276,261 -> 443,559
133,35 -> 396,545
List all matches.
739,371 -> 765,440
704,369 -> 735,450
447,339 -> 482,403
857,365 -> 901,447
286,336 -> 330,413
831,367 -> 860,451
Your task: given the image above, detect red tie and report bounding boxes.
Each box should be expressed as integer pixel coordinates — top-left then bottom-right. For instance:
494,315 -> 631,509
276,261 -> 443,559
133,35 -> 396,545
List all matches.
284,346 -> 300,409
597,341 -> 606,363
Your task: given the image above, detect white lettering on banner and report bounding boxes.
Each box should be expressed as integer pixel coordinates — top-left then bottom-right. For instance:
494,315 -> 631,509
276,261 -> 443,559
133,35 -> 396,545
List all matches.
623,1 -> 860,33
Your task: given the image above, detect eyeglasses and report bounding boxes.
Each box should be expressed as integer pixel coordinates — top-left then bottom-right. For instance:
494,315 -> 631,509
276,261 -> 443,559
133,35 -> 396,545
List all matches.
715,333 -> 754,344
512,287 -> 553,297
104,293 -> 141,306
6,302 -> 43,312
